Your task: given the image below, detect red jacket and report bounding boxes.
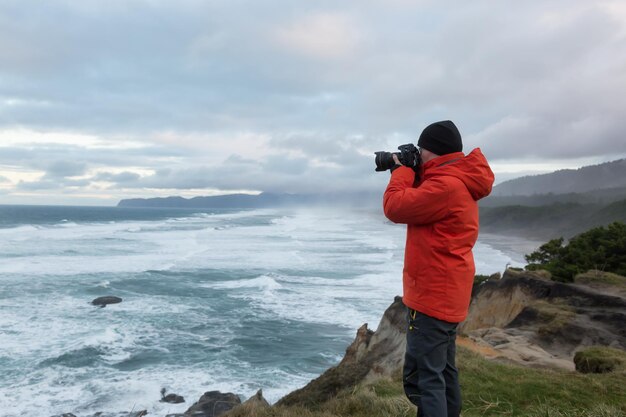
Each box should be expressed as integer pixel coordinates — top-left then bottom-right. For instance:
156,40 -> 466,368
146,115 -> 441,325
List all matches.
383,148 -> 494,323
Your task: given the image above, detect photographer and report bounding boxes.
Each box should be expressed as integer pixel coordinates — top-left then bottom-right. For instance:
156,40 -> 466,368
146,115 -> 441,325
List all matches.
382,120 -> 494,417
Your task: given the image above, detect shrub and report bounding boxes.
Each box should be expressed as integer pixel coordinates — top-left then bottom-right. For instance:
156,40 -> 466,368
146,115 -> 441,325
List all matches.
474,274 -> 490,286
574,346 -> 626,374
524,222 -> 626,282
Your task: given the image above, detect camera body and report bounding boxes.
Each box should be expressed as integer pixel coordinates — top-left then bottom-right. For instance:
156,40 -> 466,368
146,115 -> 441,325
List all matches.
374,143 -> 421,173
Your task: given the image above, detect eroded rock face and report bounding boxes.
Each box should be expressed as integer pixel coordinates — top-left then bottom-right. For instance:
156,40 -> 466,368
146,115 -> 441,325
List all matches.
460,284 -> 535,333
467,327 -> 575,370
276,270 -> 626,409
277,296 -> 408,407
461,269 -> 626,368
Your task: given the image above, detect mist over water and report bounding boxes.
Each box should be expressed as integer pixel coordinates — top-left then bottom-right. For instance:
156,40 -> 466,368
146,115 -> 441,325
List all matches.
0,206 -> 524,416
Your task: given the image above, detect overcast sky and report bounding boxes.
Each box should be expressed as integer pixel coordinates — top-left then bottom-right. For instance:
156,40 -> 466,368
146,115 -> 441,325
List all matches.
1,0 -> 625,205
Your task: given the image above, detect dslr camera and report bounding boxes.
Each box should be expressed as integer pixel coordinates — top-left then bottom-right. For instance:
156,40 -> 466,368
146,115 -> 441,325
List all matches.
374,143 -> 421,173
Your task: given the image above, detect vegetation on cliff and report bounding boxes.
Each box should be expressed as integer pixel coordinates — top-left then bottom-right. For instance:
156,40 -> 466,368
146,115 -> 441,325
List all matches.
224,347 -> 626,417
524,222 -> 626,282
479,200 -> 626,239
574,347 -> 626,374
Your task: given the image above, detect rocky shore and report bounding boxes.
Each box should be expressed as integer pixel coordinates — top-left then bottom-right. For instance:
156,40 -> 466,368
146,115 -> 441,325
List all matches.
53,269 -> 626,417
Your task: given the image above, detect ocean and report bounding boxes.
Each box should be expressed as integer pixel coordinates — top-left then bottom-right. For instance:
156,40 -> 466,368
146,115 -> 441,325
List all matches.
0,205 -> 528,417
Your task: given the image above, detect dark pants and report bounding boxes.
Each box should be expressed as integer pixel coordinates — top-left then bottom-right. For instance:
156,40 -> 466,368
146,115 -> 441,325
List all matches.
403,309 -> 461,417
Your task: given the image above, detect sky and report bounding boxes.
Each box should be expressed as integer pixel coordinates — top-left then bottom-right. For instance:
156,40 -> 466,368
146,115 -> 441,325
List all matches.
1,0 -> 625,205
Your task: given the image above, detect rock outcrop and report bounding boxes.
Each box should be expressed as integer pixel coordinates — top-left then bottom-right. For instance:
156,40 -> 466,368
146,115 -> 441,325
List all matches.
461,269 -> 626,369
276,269 -> 626,411
182,391 -> 241,417
277,296 -> 408,407
160,388 -> 185,404
222,389 -> 271,416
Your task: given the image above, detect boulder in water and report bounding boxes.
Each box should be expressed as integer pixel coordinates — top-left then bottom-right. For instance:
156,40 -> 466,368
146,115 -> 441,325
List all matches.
161,387 -> 185,403
91,296 -> 123,308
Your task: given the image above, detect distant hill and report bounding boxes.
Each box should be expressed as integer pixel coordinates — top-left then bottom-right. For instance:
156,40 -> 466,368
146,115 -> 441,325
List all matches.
119,193 -> 284,208
480,199 -> 626,239
481,185 -> 626,207
118,158 -> 626,240
117,191 -> 383,209
492,158 -> 626,196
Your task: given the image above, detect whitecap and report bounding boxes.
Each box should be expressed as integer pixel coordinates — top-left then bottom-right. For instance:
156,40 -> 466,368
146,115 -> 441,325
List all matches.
203,275 -> 283,291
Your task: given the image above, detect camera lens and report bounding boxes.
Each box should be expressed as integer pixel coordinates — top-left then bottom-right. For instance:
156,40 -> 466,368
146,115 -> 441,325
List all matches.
374,151 -> 396,172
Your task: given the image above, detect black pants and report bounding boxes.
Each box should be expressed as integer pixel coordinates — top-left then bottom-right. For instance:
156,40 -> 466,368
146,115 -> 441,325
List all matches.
403,309 -> 461,417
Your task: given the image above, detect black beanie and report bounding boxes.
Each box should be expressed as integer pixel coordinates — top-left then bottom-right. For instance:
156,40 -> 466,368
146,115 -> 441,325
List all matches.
417,120 -> 463,156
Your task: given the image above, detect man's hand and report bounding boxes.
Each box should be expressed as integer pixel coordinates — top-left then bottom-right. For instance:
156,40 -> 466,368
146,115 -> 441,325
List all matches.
390,154 -> 403,173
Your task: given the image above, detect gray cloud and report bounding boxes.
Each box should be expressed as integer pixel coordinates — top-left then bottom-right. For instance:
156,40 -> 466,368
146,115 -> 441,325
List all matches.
1,0 -> 625,202
45,160 -> 87,178
0,143 -> 188,173
16,179 -> 59,191
96,150 -> 385,194
16,176 -> 92,191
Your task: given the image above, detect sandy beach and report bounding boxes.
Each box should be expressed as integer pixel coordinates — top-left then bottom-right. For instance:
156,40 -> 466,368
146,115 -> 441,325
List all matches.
478,233 -> 545,265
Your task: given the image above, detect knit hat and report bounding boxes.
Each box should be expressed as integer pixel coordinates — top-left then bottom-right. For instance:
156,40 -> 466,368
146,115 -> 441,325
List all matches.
417,120 -> 463,156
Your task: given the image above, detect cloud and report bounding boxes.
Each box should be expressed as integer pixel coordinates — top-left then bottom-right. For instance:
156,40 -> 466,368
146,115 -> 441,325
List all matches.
44,160 -> 87,178
16,179 -> 60,191
469,113 -> 626,160
1,0 -> 625,203
93,171 -> 141,183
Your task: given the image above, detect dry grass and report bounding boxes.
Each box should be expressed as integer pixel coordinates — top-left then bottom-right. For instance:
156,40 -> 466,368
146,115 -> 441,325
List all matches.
575,270 -> 626,294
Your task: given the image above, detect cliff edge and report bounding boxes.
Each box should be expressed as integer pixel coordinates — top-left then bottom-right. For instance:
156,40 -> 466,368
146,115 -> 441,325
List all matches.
461,269 -> 626,370
275,269 -> 626,409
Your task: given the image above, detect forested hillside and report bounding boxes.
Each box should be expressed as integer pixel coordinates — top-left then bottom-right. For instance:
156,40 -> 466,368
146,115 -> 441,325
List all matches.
491,158 -> 626,197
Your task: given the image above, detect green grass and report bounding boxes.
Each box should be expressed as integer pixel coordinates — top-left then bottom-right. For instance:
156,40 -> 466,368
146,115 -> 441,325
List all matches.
574,346 -> 626,374
225,347 -> 626,417
457,347 -> 625,416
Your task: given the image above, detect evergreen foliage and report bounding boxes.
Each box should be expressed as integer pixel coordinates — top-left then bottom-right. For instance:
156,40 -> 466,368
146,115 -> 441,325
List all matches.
524,222 -> 626,282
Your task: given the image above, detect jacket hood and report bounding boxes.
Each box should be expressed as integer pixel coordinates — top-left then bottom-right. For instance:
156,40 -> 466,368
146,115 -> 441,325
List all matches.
423,148 -> 494,200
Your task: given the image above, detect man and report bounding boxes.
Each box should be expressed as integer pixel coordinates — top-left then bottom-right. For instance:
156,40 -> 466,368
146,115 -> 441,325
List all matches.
383,120 -> 494,417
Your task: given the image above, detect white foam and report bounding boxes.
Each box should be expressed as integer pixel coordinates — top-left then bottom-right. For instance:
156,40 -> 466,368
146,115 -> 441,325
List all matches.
57,221 -> 79,228
0,224 -> 39,236
204,275 -> 283,291
474,241 -> 525,275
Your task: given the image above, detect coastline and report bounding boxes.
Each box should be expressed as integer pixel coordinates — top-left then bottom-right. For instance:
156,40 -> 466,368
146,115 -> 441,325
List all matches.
477,232 -> 544,265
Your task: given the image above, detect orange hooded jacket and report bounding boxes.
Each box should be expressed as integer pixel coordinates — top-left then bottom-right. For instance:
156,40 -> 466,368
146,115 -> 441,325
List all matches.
383,148 -> 494,323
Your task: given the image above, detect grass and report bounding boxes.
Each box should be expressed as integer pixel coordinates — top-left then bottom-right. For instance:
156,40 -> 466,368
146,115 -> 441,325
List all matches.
574,346 -> 626,374
529,299 -> 576,336
575,270 -> 626,289
224,347 -> 626,417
